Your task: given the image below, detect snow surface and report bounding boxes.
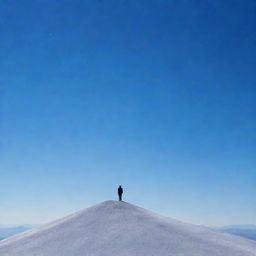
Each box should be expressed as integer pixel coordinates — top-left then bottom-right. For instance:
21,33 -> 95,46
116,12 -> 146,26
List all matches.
0,200 -> 256,256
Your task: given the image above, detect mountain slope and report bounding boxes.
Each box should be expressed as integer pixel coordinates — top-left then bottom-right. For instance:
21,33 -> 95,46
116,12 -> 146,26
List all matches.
0,200 -> 256,256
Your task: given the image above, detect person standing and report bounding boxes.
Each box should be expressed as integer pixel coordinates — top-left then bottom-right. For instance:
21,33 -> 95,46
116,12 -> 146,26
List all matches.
118,185 -> 123,201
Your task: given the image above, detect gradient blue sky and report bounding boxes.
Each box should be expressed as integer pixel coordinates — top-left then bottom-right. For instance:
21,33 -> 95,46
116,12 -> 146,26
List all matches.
1,0 -> 255,226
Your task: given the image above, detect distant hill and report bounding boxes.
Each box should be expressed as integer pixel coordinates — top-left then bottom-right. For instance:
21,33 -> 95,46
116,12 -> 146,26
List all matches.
0,225 -> 38,240
217,225 -> 256,241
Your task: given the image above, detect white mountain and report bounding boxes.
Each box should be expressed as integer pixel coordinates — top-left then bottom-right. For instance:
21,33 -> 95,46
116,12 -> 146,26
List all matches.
0,200 -> 256,256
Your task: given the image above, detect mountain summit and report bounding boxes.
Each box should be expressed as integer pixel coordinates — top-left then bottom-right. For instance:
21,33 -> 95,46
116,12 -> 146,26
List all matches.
0,200 -> 256,256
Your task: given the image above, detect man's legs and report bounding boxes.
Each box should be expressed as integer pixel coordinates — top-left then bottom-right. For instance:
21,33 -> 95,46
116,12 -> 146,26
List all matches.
118,194 -> 122,201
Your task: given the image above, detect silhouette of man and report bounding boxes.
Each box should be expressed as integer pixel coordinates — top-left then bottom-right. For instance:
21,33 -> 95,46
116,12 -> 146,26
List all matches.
118,185 -> 123,201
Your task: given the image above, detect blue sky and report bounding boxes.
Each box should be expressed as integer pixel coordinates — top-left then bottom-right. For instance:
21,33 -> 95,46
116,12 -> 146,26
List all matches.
0,0 -> 255,226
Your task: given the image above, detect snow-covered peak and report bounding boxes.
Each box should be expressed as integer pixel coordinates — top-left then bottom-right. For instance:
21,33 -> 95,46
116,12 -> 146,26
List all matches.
0,200 -> 256,256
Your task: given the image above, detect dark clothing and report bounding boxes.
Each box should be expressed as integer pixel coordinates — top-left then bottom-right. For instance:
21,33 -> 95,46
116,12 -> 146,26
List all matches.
118,186 -> 123,201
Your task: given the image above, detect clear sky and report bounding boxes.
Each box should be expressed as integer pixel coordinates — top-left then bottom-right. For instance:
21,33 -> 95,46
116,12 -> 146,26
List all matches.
0,0 -> 255,226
